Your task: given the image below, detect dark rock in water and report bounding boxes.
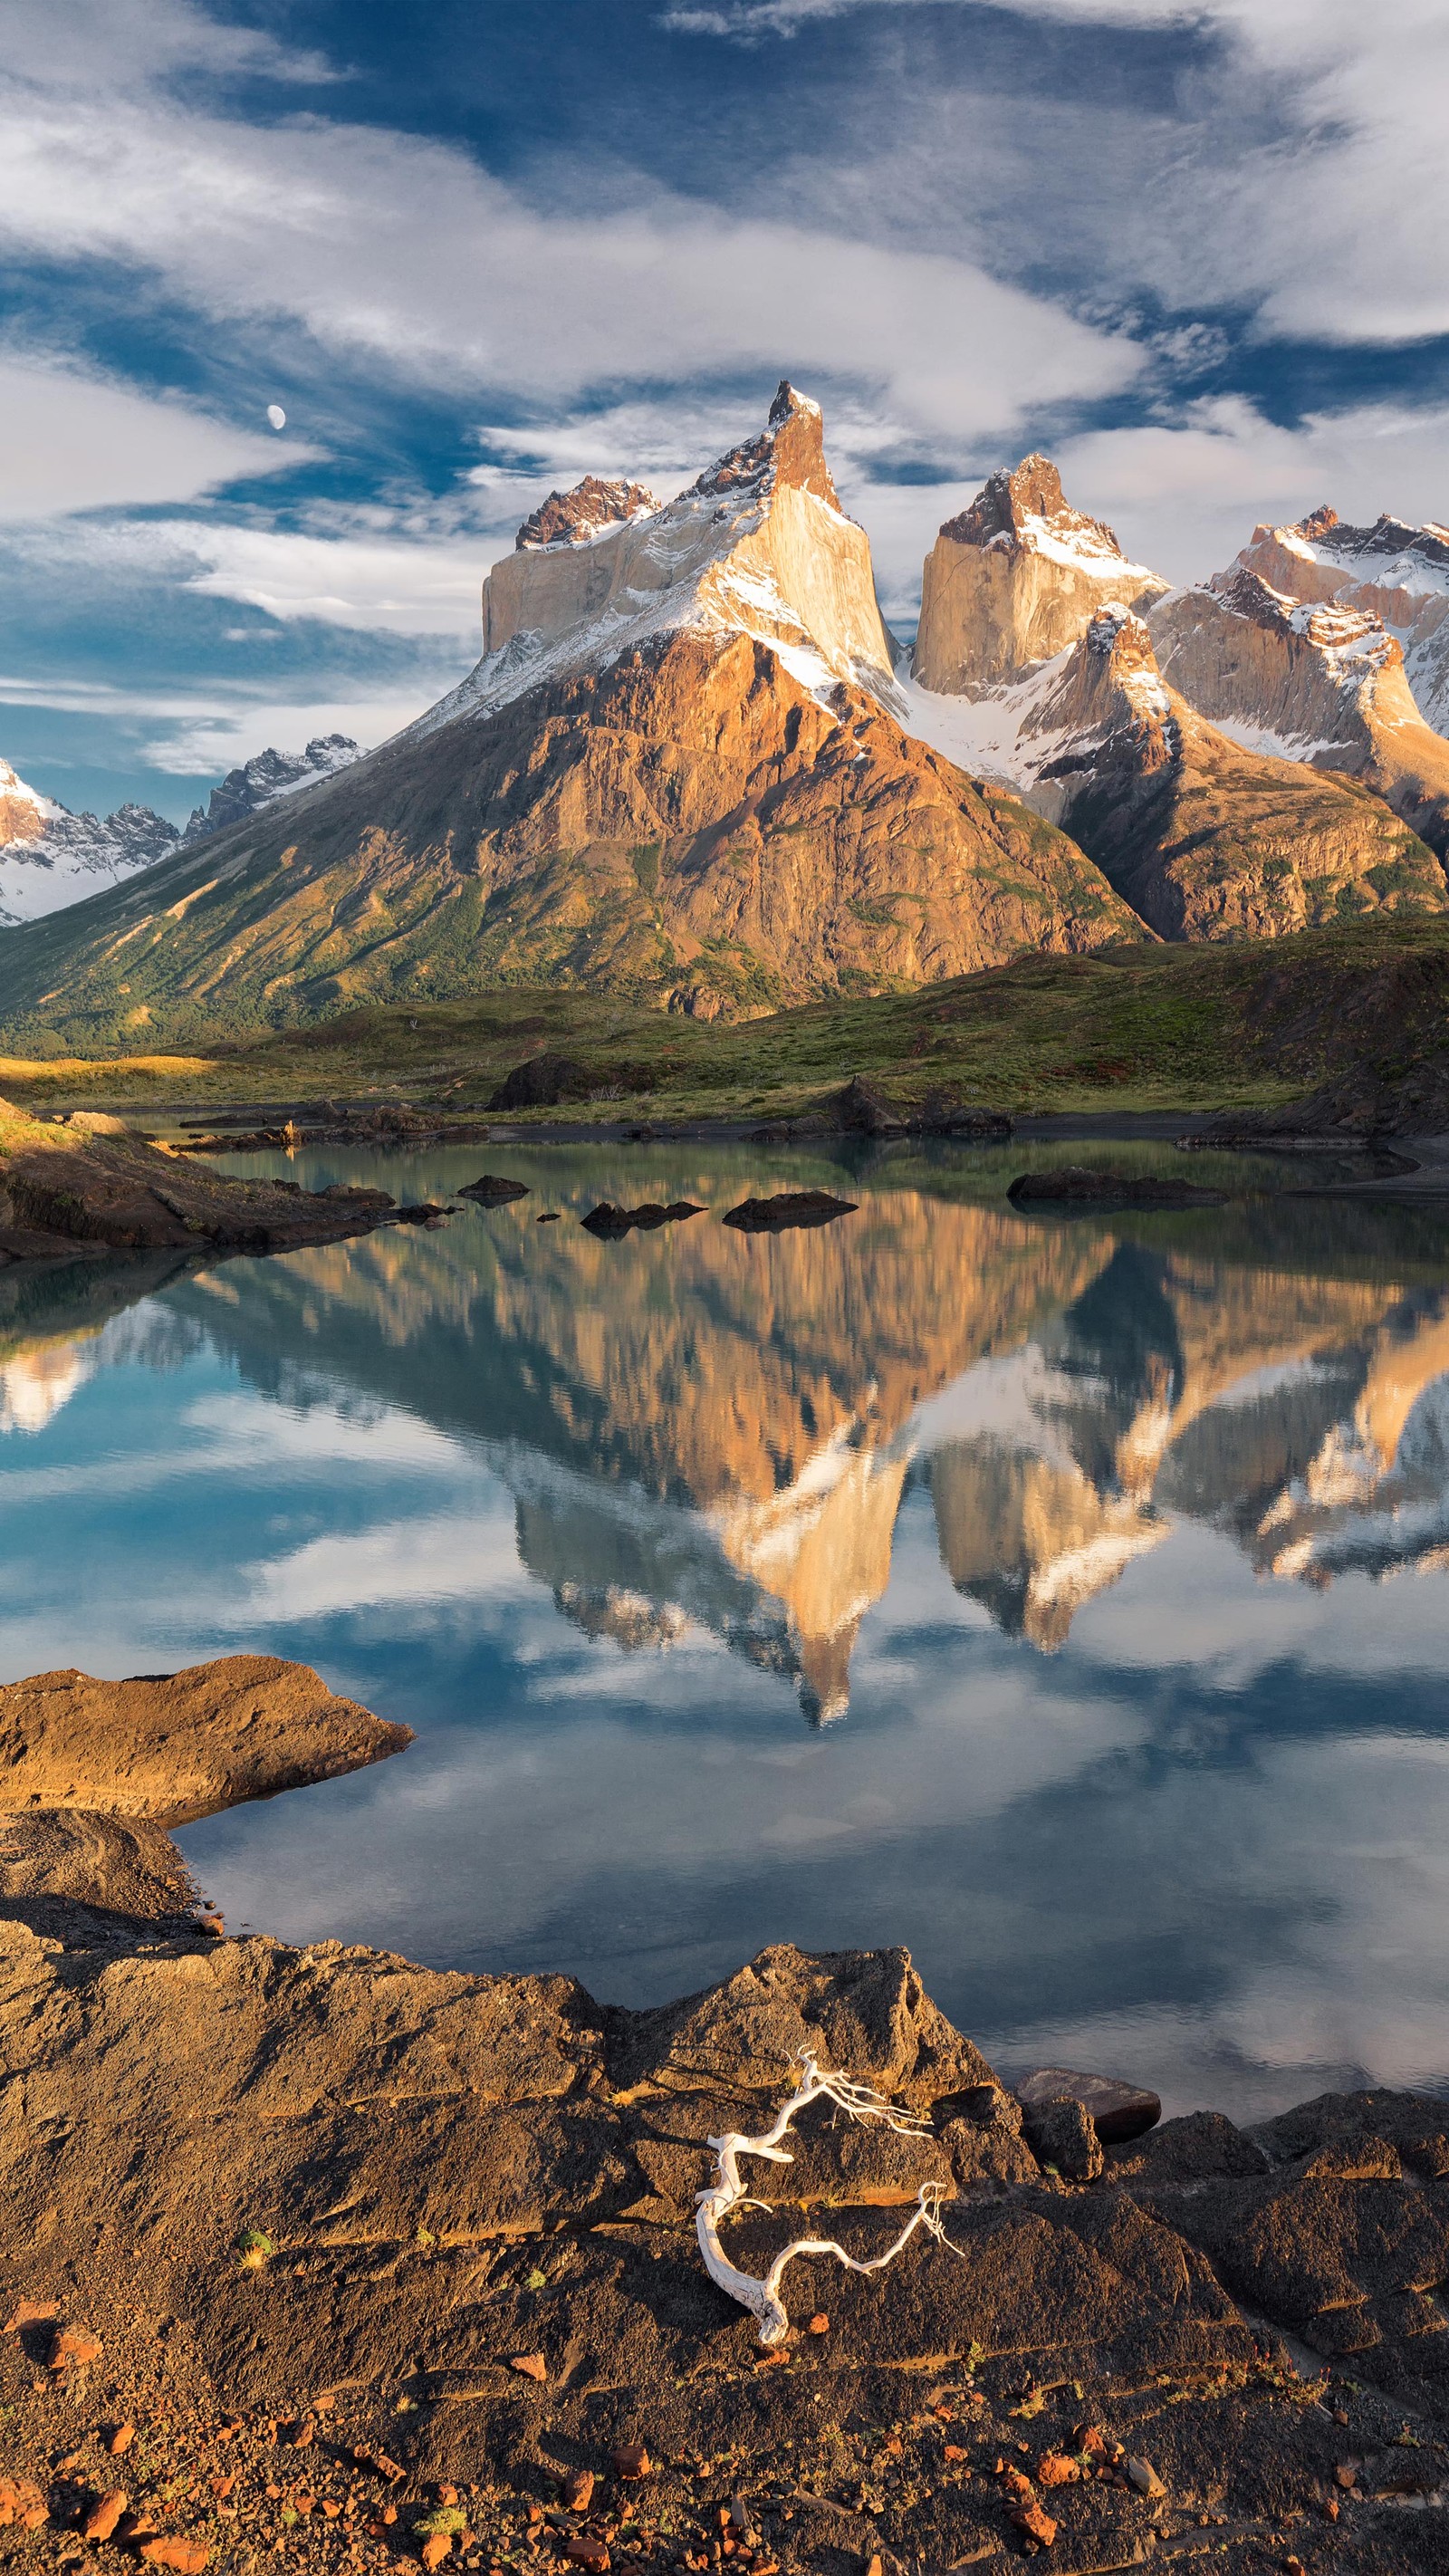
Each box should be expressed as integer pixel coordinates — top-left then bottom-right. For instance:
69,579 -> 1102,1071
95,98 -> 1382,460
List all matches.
920,1097 -> 1013,1139
1016,2065 -> 1162,2146
747,1120 -> 792,1145
458,1174 -> 530,1205
581,1201 -> 703,1236
536,1211 -> 561,1223
723,1190 -> 858,1233
1020,2092 -> 1105,2181
392,1202 -> 451,1226
627,1122 -> 658,1141
832,1075 -> 907,1135
489,1053 -> 590,1110
1008,1164 -> 1228,1208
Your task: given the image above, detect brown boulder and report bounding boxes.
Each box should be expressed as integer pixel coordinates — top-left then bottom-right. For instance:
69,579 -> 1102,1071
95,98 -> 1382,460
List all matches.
0,1656 -> 411,1825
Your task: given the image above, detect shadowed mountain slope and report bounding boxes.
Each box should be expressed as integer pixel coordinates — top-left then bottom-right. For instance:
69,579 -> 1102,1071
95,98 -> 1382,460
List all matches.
1150,566 -> 1449,858
1017,608 -> 1447,942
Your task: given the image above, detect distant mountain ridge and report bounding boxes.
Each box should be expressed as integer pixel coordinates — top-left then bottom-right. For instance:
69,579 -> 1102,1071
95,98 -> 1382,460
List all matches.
181,735 -> 361,842
0,735 -> 364,931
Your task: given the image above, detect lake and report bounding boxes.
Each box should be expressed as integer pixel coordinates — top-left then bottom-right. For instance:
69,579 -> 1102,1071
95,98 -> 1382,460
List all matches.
5,1132 -> 1449,2124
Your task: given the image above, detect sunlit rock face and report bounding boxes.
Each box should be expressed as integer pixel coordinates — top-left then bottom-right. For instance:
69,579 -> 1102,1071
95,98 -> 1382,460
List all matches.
1149,566 -> 1449,857
1233,505 -> 1449,735
478,382 -> 897,704
1014,608 -> 1446,941
913,456 -> 1168,697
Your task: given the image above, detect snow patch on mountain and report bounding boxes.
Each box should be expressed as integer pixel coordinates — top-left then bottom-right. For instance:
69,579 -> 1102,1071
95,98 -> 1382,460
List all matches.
407,381 -> 901,748
0,759 -> 179,927
182,734 -> 362,841
1235,507 -> 1449,734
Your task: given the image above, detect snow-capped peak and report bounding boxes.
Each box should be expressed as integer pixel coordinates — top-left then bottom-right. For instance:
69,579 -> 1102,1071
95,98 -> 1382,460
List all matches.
0,762 -> 179,927
410,380 -> 897,746
937,454 -> 1159,584
181,735 -> 363,842
515,476 -> 660,553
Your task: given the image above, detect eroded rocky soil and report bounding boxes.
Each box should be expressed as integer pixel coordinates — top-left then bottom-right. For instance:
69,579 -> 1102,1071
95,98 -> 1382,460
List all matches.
1,1668 -> 1446,2576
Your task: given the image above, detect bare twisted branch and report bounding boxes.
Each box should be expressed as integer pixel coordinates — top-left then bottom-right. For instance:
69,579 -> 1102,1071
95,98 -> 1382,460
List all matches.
694,2051 -> 967,2345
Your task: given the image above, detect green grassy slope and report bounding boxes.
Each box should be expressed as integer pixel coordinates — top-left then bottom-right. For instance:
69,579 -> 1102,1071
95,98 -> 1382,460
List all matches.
5,915 -> 1449,1125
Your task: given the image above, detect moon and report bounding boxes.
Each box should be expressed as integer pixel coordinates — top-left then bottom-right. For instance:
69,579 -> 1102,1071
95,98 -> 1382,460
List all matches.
266,404 -> 286,432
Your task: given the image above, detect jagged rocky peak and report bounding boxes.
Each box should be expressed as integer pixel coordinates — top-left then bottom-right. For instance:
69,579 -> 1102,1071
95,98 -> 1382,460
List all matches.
0,754 -> 179,927
1149,559 -> 1449,856
467,376 -> 897,713
183,735 -> 361,841
1232,500 -> 1449,734
515,476 -> 659,552
1022,603 -> 1172,769
1017,598 -> 1447,943
693,380 -> 841,512
914,454 -> 1168,696
941,452 -> 1126,565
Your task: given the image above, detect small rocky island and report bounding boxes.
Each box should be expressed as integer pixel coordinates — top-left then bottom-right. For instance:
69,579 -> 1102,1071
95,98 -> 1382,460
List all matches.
0,1657 -> 1442,2574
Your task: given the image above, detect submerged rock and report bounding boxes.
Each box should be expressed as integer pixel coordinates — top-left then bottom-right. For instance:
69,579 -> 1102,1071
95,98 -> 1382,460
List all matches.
459,1175 -> 531,1205
1007,1165 -> 1229,1208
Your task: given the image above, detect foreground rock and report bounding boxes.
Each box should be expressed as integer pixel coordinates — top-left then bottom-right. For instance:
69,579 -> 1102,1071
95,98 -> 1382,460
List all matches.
0,1656 -> 412,1943
0,1101 -> 398,1263
0,1655 -> 411,1823
1,1894 -> 1446,2574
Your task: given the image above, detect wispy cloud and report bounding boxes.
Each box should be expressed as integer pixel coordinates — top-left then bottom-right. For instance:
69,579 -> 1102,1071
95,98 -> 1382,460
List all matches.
0,31 -> 1139,447
0,352 -> 310,521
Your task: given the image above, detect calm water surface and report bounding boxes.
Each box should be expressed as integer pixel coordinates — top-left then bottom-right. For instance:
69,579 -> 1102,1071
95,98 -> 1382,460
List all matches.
7,1134 -> 1449,2122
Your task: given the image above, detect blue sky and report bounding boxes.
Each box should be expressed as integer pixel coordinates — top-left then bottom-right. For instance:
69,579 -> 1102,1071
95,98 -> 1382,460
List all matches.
2,0 -> 1446,822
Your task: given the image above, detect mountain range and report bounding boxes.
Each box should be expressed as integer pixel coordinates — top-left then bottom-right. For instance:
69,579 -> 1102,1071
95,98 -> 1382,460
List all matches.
2,385 -> 1448,1039
0,735 -> 360,930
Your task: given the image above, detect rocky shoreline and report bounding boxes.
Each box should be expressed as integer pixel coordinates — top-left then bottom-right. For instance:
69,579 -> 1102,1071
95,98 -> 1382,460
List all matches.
0,1104 -> 435,1266
1,1659 -> 1446,2575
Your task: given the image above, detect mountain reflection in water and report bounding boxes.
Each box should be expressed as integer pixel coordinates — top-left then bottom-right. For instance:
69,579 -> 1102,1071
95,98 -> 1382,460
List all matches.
2,1136 -> 1449,2120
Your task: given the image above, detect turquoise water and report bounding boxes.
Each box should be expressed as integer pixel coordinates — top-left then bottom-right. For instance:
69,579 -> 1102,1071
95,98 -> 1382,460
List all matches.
6,1134 -> 1449,2121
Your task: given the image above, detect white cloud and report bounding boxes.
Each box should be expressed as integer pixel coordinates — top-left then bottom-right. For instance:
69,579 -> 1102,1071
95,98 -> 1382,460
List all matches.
0,352 -> 308,521
169,519 -> 485,638
0,49 -> 1138,447
3,0 -> 338,88
670,0 -> 1449,352
1055,396 -> 1449,587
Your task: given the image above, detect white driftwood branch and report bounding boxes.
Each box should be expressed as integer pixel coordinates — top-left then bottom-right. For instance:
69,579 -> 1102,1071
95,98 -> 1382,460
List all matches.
694,2051 -> 967,2345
